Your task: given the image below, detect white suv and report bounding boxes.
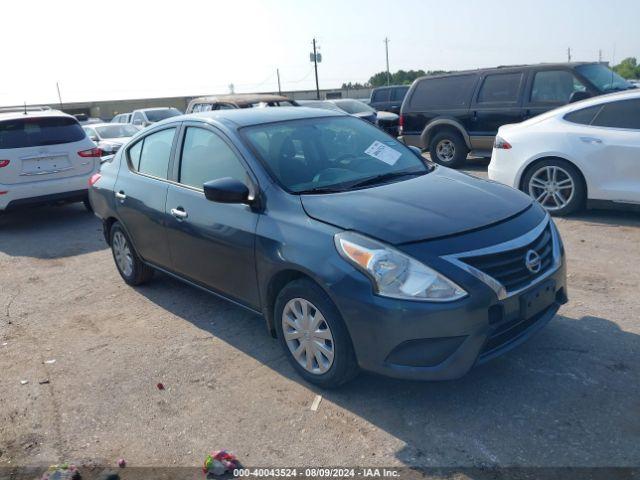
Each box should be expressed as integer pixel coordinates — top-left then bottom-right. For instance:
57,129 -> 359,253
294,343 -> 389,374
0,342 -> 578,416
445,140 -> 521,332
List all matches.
0,109 -> 101,212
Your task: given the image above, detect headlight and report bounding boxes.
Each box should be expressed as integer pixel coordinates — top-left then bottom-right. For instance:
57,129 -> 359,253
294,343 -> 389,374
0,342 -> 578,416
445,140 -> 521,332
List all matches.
334,232 -> 467,302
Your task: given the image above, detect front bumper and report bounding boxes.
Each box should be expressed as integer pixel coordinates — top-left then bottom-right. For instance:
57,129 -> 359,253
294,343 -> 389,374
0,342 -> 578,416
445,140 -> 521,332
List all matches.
329,213 -> 567,381
334,260 -> 566,380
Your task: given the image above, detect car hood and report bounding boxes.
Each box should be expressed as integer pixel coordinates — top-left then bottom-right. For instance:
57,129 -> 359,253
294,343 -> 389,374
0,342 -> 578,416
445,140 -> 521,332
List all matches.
300,167 -> 532,245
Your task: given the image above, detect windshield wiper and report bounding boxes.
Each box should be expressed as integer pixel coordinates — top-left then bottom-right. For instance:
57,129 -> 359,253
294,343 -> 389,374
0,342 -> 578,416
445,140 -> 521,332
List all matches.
346,170 -> 426,189
297,185 -> 352,194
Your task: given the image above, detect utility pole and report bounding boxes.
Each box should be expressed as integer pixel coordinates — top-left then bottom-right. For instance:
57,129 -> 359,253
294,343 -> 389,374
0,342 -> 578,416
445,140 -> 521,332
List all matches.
598,49 -> 602,62
567,47 -> 572,63
312,38 -> 320,99
277,68 -> 282,96
56,82 -> 63,110
384,37 -> 390,86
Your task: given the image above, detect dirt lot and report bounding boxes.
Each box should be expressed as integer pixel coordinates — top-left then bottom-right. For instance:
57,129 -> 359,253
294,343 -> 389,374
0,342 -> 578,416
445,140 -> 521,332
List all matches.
1,162 -> 639,475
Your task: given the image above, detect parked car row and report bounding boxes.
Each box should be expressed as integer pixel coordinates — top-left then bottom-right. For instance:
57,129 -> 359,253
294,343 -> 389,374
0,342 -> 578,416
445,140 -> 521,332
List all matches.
398,62 -> 634,168
298,99 -> 399,135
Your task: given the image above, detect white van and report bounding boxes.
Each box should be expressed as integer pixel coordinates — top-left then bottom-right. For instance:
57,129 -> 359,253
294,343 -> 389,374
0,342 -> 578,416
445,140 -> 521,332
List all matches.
0,110 -> 101,212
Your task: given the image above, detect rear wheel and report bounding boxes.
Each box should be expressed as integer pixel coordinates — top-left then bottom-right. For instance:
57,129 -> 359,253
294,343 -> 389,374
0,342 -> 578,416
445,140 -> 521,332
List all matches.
110,222 -> 154,285
522,159 -> 586,216
275,279 -> 359,388
429,130 -> 469,168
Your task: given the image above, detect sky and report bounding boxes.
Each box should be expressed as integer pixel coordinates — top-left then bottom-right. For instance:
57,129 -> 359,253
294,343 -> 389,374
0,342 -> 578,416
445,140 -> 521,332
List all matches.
1,0 -> 638,106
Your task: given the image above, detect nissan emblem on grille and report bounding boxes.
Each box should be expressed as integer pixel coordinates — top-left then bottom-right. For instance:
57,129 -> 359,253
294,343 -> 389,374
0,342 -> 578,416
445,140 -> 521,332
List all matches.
525,250 -> 542,274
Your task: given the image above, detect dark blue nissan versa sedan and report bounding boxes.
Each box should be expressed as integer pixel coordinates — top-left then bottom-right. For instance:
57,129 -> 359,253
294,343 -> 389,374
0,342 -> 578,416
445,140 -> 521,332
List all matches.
89,107 -> 567,388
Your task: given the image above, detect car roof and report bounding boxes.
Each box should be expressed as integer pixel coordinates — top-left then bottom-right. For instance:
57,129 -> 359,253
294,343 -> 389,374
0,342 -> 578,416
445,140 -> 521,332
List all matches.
415,62 -> 601,80
160,106 -> 346,128
83,122 -> 132,128
189,94 -> 294,106
134,107 -> 178,112
0,109 -> 75,122
372,85 -> 409,91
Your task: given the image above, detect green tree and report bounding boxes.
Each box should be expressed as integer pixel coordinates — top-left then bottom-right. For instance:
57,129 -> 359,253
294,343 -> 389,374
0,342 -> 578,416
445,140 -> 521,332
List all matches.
612,57 -> 639,79
367,69 -> 446,87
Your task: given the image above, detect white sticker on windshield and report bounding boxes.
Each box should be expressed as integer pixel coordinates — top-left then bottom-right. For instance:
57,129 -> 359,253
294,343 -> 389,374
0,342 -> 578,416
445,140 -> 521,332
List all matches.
364,140 -> 402,166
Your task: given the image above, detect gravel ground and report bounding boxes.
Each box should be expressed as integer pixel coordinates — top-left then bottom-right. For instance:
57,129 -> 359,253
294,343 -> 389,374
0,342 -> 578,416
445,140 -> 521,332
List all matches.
1,162 -> 639,476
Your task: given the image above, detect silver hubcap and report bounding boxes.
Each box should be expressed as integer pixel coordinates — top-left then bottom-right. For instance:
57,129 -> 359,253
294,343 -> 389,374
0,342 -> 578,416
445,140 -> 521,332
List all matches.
112,231 -> 134,277
282,298 -> 334,375
528,166 -> 575,211
436,139 -> 456,162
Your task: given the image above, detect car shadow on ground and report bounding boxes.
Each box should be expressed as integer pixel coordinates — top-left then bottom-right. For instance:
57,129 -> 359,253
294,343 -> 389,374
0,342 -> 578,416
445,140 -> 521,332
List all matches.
562,208 -> 640,228
137,272 -> 640,470
0,204 -> 106,259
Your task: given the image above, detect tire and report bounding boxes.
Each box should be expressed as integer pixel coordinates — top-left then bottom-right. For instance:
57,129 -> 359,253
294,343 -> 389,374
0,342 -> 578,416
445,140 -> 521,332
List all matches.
274,279 -> 359,388
521,158 -> 586,216
429,130 -> 469,168
109,222 -> 154,285
83,196 -> 93,213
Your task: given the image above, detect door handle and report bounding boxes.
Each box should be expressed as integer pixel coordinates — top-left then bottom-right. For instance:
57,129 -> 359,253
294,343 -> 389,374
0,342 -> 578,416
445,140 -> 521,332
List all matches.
580,137 -> 602,144
170,207 -> 188,220
115,191 -> 126,200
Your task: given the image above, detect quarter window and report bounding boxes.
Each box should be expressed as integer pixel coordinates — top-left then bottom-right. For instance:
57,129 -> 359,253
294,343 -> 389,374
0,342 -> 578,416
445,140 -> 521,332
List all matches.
179,127 -> 246,189
128,128 -> 175,179
531,70 -> 586,103
409,75 -> 477,109
477,73 -> 523,103
591,99 -> 640,130
563,105 -> 602,125
372,89 -> 390,103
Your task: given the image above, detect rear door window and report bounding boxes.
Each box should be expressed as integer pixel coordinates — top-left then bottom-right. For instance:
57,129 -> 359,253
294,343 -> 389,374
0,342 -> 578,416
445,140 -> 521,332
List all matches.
530,70 -> 587,104
391,87 -> 409,101
128,128 -> 176,179
590,99 -> 640,130
0,116 -> 85,149
409,75 -> 477,109
477,73 -> 523,104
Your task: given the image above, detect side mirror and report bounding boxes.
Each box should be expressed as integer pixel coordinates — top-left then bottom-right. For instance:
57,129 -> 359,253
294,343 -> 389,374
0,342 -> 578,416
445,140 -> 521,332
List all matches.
569,91 -> 591,103
408,145 -> 423,157
90,135 -> 98,142
203,177 -> 250,204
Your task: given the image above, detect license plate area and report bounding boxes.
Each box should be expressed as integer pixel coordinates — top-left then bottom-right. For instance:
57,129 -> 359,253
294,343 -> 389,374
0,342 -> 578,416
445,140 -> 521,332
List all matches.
21,155 -> 71,175
520,280 -> 556,319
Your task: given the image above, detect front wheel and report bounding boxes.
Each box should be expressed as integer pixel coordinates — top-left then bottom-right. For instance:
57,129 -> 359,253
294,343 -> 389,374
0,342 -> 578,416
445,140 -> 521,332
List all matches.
522,159 -> 586,216
275,279 -> 359,388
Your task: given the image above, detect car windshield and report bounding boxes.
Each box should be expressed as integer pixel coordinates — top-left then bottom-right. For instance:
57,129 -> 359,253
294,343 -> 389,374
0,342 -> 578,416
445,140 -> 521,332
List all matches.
242,116 -> 428,193
145,108 -> 181,122
96,125 -> 139,138
576,64 -> 632,92
333,99 -> 376,114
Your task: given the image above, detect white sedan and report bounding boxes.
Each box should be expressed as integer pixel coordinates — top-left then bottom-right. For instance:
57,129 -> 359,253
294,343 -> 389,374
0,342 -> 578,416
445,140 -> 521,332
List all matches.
488,90 -> 640,215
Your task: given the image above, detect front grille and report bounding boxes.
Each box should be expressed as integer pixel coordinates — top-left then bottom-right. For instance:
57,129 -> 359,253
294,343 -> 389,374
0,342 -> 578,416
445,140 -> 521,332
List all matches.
461,225 -> 554,293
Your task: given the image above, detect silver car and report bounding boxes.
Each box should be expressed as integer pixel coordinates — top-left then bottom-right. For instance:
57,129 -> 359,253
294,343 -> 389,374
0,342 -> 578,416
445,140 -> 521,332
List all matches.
83,123 -> 140,154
